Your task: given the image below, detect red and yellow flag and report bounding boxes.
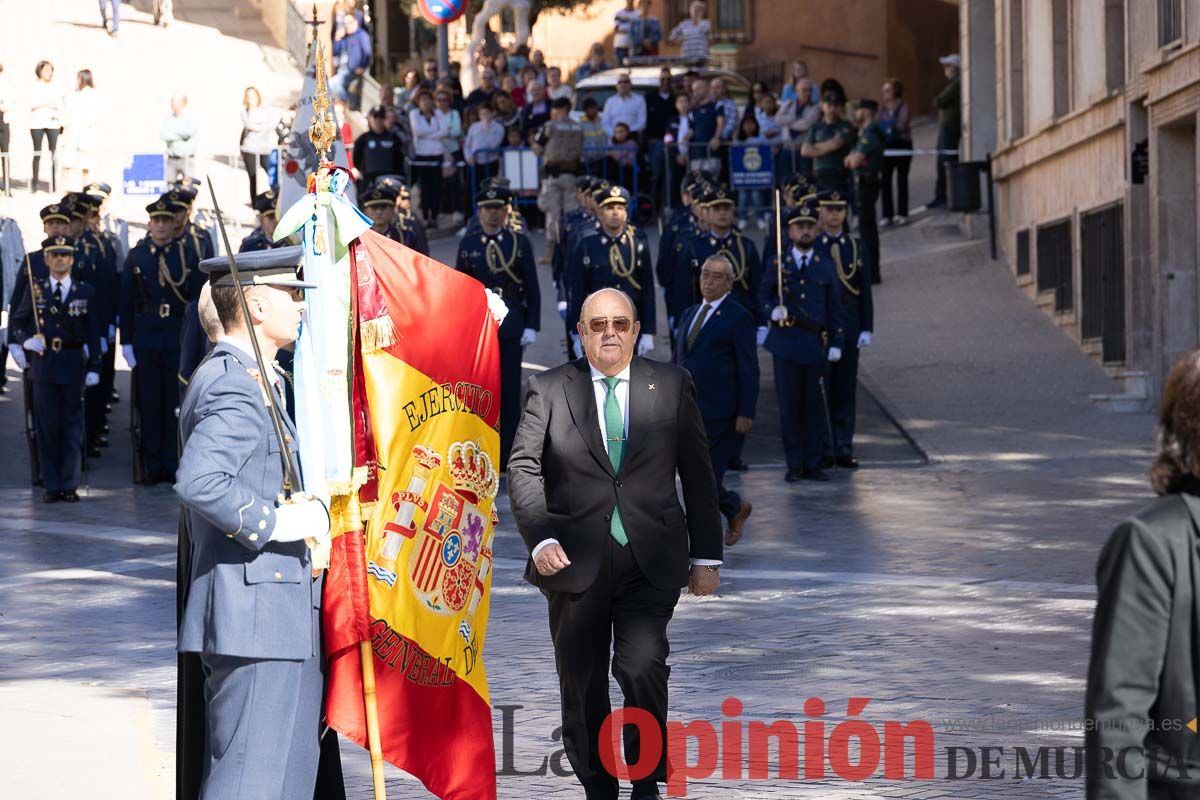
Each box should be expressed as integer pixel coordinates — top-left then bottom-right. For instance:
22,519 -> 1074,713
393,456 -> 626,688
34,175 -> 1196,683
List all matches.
325,229 -> 500,799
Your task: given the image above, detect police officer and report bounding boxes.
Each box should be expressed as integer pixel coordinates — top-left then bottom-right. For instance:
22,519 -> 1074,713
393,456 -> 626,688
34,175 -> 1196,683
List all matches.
816,190 -> 873,470
70,193 -> 119,457
567,184 -> 656,357
846,98 -> 886,285
759,202 -> 845,482
11,235 -> 102,502
375,176 -> 430,256
176,247 -> 329,800
455,185 -> 540,470
239,189 -> 285,252
353,104 -> 407,190
361,184 -> 405,243
7,204 -> 72,363
121,197 -> 207,484
801,91 -> 857,193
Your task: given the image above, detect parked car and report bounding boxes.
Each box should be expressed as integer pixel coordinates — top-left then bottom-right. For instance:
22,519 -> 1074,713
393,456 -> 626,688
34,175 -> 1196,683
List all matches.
573,64 -> 752,118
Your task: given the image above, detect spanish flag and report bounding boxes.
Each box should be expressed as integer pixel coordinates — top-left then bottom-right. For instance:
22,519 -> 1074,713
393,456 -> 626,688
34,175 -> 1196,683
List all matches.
325,229 -> 500,799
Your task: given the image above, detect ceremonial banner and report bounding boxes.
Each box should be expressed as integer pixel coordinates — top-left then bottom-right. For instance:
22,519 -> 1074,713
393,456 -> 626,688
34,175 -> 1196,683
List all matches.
279,41 -> 353,216
326,229 -> 500,800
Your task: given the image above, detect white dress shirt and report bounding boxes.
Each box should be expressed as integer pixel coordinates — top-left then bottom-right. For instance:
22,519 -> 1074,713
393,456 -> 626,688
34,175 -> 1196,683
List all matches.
601,92 -> 647,138
689,291 -> 728,334
531,361 -> 721,567
791,246 -> 815,269
50,274 -> 72,300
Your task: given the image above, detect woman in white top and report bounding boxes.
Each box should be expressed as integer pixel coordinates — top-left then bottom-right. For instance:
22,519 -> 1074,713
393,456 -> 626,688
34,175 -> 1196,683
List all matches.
240,86 -> 278,204
29,61 -> 63,193
434,88 -> 465,223
409,89 -> 448,228
61,69 -> 102,188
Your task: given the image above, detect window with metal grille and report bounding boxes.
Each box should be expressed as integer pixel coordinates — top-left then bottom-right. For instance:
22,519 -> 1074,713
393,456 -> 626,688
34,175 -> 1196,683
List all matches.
1036,219 -> 1073,313
715,0 -> 747,32
1080,205 -> 1127,362
1016,229 -> 1030,276
1159,0 -> 1182,47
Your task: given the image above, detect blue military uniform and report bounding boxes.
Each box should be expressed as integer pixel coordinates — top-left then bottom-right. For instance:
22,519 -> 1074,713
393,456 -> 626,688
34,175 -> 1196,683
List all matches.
11,236 -> 102,501
567,185 -> 656,335
360,184 -> 406,245
6,204 -> 70,345
759,203 -> 846,479
121,198 -> 207,483
176,248 -> 325,800
673,293 -> 758,525
373,176 -> 430,255
818,191 -> 874,467
658,176 -> 708,336
553,176 -> 598,358
682,187 -> 765,323
762,177 -> 816,264
455,186 -> 541,470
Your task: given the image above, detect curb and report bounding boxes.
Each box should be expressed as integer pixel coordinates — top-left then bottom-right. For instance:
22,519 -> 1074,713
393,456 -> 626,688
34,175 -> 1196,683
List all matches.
857,368 -> 942,467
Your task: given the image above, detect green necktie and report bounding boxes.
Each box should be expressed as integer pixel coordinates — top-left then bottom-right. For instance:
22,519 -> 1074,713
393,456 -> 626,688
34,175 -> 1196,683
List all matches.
602,376 -> 628,546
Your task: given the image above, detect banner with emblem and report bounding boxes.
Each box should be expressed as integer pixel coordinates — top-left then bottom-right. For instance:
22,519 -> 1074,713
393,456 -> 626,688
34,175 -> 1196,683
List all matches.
325,228 -> 500,800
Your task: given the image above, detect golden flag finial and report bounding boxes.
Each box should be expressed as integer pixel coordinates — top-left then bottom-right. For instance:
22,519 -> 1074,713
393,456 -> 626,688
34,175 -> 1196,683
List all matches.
309,42 -> 336,162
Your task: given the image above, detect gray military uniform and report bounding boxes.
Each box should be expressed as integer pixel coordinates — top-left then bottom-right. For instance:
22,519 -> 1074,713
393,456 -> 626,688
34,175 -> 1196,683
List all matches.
175,340 -> 323,800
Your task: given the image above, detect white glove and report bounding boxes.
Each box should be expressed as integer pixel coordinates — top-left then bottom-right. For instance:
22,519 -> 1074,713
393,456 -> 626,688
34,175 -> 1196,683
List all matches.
636,333 -> 654,356
8,343 -> 27,370
99,337 -> 109,355
23,336 -> 45,354
270,497 -> 331,544
857,331 -> 872,348
107,324 -> 116,342
756,326 -> 767,346
770,306 -> 787,322
122,345 -> 137,369
828,346 -> 842,363
520,328 -> 537,346
556,300 -> 568,319
484,288 -> 510,326
85,371 -> 100,387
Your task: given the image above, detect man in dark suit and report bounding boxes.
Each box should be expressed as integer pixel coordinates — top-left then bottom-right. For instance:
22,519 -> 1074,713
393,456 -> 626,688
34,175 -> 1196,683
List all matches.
508,287 -> 723,800
674,254 -> 757,546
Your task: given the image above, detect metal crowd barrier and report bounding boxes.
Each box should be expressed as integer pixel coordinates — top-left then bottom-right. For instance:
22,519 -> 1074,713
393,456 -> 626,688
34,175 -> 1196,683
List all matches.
466,145 -> 642,217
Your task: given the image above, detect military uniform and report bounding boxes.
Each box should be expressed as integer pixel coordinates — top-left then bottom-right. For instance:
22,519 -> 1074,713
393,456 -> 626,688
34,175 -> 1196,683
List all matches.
455,186 -> 541,470
851,104 -> 886,285
361,185 -> 406,245
6,204 -> 67,352
758,204 -> 846,480
658,175 -> 708,336
374,176 -> 431,256
120,198 -> 207,483
567,185 -> 656,337
762,177 -> 816,265
806,97 -> 856,192
553,176 -> 599,358
176,248 -> 326,800
11,236 -> 102,502
681,187 -> 764,323
818,192 -> 874,468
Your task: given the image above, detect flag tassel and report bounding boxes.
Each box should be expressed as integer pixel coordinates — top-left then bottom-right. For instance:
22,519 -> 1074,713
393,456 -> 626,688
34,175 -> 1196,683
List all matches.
360,639 -> 388,800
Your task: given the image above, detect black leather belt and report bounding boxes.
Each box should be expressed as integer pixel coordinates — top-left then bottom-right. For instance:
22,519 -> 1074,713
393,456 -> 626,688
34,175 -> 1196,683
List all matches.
48,337 -> 84,352
139,302 -> 185,319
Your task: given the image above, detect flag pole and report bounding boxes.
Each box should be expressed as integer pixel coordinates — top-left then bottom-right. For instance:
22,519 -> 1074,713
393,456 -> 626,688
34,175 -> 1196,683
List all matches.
307,35 -> 389,800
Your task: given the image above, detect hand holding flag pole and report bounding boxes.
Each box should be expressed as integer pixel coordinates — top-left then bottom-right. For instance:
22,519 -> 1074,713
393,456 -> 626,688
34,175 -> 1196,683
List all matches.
773,188 -> 787,322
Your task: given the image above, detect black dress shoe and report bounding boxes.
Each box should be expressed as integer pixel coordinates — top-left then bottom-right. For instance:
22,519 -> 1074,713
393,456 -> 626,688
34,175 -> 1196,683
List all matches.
60,490 -> 80,502
819,456 -> 834,469
42,491 -> 60,503
784,469 -> 804,482
802,468 -> 830,481
836,455 -> 859,469
727,457 -> 749,471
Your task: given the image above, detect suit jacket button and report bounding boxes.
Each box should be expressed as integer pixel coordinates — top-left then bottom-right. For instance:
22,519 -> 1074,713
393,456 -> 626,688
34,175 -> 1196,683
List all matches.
274,571 -> 283,580
604,514 -> 611,521
249,533 -> 259,542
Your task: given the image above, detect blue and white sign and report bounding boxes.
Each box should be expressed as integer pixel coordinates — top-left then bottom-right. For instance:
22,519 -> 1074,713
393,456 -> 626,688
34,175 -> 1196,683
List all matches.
730,145 -> 774,189
122,154 -> 167,196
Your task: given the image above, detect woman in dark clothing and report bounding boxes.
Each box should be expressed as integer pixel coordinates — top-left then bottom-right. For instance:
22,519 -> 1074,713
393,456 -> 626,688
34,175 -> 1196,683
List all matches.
1086,350 -> 1200,799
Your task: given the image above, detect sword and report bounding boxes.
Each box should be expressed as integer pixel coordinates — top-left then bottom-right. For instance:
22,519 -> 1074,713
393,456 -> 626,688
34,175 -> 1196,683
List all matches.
205,177 -> 301,500
818,374 -> 837,473
24,255 -> 44,355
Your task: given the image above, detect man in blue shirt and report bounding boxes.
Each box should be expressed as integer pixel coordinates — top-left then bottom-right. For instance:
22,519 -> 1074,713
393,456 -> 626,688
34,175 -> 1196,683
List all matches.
332,13 -> 372,104
687,78 -> 724,163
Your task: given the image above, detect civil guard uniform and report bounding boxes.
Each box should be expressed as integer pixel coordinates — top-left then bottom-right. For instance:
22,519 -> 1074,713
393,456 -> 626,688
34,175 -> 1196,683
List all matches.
658,173 -> 709,336
121,197 -> 207,483
806,92 -> 857,192
175,247 -> 327,800
239,189 -> 284,253
6,203 -> 69,350
817,190 -> 874,469
566,184 -> 655,337
173,175 -> 220,258
455,185 -> 540,470
553,175 -> 599,357
166,186 -> 216,264
10,235 -> 102,502
762,175 -> 816,264
758,203 -> 846,481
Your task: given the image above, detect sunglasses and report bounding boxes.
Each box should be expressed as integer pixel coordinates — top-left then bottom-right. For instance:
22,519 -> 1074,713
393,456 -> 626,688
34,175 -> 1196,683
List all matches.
587,316 -> 633,334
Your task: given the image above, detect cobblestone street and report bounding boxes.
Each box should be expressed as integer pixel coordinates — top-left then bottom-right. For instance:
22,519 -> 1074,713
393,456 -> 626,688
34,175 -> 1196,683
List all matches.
0,217 -> 1156,797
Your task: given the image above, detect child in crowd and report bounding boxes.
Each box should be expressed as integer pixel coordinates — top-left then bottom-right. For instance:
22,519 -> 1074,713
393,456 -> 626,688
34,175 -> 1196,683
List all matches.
737,115 -> 770,229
